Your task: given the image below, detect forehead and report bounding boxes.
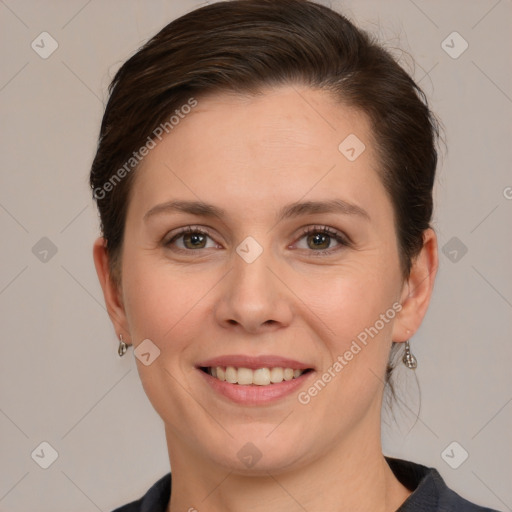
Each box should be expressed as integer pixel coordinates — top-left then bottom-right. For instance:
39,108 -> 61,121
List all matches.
129,85 -> 391,223
174,86 -> 372,162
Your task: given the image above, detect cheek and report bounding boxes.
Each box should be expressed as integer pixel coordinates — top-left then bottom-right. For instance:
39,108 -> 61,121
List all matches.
296,271 -> 399,413
121,251 -> 201,349
296,258 -> 399,340
120,255 -> 211,417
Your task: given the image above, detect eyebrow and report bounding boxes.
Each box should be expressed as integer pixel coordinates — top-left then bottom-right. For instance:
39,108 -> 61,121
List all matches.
143,198 -> 370,223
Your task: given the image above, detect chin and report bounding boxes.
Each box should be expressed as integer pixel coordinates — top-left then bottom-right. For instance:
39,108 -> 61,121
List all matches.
211,448 -> 306,476
202,429 -> 313,476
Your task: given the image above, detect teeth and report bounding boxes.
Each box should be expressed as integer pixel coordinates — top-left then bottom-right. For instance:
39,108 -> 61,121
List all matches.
207,366 -> 307,385
284,368 -> 294,381
237,367 -> 253,385
269,367 -> 283,383
253,368 -> 271,386
225,366 -> 237,383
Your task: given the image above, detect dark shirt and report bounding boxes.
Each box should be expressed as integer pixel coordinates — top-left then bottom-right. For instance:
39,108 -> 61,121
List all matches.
111,457 -> 500,512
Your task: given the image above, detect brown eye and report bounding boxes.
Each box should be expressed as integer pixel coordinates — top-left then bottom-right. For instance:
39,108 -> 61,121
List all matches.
306,232 -> 331,250
182,232 -> 208,249
165,227 -> 217,251
294,225 -> 349,255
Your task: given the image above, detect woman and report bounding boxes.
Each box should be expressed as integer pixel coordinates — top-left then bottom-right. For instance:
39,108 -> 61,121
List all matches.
90,0 -> 499,510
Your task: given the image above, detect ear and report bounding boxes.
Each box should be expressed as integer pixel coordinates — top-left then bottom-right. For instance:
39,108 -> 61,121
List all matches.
93,237 -> 130,342
392,228 -> 439,342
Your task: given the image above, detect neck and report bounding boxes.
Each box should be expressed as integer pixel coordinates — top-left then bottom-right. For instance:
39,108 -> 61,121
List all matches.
165,419 -> 411,512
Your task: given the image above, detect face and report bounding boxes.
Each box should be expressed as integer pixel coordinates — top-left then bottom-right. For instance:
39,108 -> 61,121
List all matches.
95,85 -> 434,474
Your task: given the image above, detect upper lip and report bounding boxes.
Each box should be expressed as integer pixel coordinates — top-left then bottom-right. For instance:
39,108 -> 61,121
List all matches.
197,355 -> 314,370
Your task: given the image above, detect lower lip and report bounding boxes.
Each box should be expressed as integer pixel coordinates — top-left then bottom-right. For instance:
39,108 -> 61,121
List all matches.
197,369 -> 314,405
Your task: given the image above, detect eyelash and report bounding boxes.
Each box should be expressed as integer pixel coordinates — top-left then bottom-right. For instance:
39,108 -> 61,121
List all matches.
164,224 -> 350,256
298,225 -> 350,255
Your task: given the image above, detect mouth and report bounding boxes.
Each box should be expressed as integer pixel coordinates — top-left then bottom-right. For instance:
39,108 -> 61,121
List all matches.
199,366 -> 313,385
195,355 -> 315,405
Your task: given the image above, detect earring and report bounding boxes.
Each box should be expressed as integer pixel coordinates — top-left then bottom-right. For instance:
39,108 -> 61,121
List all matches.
402,340 -> 417,369
118,334 -> 128,357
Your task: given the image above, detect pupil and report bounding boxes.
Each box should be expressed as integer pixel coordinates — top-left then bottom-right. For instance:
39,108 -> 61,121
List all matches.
186,233 -> 205,248
183,232 -> 332,250
309,233 -> 329,250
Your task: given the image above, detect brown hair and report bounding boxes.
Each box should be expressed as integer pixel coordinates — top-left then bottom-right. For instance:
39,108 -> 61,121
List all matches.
90,0 -> 440,395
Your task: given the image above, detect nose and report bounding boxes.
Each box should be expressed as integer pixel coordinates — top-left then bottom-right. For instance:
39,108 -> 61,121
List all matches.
214,246 -> 293,334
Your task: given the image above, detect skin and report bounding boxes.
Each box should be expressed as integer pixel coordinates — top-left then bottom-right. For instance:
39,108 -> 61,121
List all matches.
94,85 -> 438,512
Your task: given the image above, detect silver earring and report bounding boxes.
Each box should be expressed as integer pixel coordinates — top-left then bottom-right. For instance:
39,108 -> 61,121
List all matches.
118,334 -> 128,357
402,340 -> 417,369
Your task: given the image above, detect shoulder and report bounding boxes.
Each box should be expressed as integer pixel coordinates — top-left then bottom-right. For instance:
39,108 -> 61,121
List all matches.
108,462 -> 501,512
110,500 -> 140,512
428,468 -> 500,512
109,472 -> 171,512
385,457 -> 500,512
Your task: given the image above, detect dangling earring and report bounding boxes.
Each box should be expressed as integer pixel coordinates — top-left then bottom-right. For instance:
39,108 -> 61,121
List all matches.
402,340 -> 417,369
118,334 -> 128,357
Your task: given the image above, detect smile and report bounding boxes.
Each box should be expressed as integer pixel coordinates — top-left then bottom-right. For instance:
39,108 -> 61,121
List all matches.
200,366 -> 311,385
196,355 -> 315,404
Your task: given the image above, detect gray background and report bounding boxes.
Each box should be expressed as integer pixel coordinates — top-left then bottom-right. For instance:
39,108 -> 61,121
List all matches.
0,0 -> 511,510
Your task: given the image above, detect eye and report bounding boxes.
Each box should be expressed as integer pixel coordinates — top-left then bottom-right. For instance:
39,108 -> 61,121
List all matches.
164,226 -> 218,251
163,224 -> 350,255
293,225 -> 350,255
